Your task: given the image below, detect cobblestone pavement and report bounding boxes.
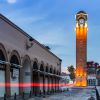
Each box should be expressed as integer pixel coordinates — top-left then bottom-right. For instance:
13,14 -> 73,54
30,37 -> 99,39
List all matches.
28,88 -> 96,100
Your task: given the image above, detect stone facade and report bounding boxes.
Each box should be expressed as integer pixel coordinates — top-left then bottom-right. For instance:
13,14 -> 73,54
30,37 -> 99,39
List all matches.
0,14 -> 62,97
87,61 -> 100,86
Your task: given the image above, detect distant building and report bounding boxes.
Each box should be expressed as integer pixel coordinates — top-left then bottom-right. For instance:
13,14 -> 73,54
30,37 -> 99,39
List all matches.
60,72 -> 71,85
87,61 -> 100,86
60,72 -> 71,91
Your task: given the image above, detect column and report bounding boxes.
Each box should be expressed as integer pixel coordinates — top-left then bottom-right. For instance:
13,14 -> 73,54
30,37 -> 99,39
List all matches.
51,76 -> 54,93
50,76 -> 52,93
58,78 -> 60,90
57,78 -> 60,91
55,77 -> 57,92
5,64 -> 11,96
53,76 -> 56,93
30,65 -> 33,94
47,75 -> 50,94
34,72 -> 40,96
19,67 -> 23,95
43,74 -> 45,95
37,72 -> 40,95
33,71 -> 37,95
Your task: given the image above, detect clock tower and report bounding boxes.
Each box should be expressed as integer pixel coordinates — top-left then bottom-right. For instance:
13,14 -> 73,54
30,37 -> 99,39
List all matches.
75,11 -> 88,86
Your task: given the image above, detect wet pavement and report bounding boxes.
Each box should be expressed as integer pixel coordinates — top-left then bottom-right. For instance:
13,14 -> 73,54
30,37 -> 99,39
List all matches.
0,87 -> 96,100
28,88 -> 96,100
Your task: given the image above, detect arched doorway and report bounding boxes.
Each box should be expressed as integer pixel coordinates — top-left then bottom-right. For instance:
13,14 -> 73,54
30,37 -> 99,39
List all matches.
10,51 -> 20,96
33,61 -> 38,95
23,56 -> 31,94
0,49 -> 6,97
40,64 -> 44,93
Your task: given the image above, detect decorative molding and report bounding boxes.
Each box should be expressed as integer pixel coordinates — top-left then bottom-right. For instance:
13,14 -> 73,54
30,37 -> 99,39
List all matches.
25,40 -> 34,50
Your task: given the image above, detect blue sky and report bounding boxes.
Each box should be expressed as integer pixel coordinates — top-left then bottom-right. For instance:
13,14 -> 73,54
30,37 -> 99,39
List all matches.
0,0 -> 100,72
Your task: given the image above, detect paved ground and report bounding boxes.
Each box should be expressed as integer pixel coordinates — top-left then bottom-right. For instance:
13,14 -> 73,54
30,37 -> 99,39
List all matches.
28,88 -> 96,100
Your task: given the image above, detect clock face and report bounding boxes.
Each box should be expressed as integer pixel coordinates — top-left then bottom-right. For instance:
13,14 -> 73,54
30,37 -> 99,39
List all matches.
79,19 -> 84,24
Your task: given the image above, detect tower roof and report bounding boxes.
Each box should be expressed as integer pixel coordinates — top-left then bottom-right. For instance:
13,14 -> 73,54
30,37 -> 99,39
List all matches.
77,11 -> 87,14
76,10 -> 87,21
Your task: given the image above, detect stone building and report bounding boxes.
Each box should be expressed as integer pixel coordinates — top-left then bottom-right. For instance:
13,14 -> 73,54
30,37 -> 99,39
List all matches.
0,14 -> 62,97
60,73 -> 71,85
87,61 -> 100,86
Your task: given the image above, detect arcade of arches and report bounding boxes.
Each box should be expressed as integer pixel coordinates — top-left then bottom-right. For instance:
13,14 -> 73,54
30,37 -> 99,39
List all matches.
0,43 -> 61,97
0,14 -> 61,98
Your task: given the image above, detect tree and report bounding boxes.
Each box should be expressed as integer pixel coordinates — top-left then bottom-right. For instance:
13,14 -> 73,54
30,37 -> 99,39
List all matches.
67,65 -> 75,82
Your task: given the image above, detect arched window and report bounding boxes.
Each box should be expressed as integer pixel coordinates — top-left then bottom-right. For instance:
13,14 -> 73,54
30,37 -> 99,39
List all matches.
10,55 -> 19,65
0,50 -> 5,61
54,69 -> 56,74
40,64 -> 44,71
10,55 -> 20,78
50,67 -> 52,73
33,61 -> 38,70
46,66 -> 48,72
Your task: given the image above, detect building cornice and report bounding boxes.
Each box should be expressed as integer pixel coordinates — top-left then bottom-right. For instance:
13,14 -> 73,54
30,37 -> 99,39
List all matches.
0,14 -> 62,62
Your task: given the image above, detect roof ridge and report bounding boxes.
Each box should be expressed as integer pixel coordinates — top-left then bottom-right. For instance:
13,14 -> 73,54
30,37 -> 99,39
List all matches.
0,13 -> 62,61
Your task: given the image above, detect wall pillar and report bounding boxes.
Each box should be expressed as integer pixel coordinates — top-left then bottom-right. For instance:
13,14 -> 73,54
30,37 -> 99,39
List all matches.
50,76 -> 52,93
37,72 -> 40,95
43,74 -> 45,95
51,76 -> 53,93
19,67 -> 23,95
30,66 -> 33,94
48,75 -> 50,94
57,78 -> 59,91
5,64 -> 11,96
55,77 -> 57,92
58,78 -> 60,91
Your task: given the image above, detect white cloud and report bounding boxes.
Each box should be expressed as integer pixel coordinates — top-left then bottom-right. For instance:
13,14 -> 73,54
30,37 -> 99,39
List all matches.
7,0 -> 16,4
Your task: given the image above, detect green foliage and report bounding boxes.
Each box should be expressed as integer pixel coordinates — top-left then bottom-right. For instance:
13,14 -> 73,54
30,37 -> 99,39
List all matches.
67,65 -> 75,81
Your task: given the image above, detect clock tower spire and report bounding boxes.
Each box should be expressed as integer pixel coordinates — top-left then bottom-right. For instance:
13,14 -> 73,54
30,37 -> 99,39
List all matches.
75,11 -> 88,86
